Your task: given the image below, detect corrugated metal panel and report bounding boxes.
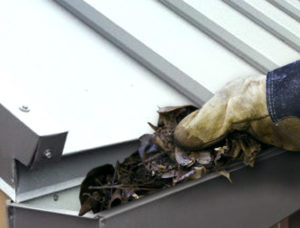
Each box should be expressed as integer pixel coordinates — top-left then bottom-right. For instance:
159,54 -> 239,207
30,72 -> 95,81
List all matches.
84,0 -> 260,93
184,0 -> 300,64
267,0 -> 300,23
52,0 -> 213,107
159,0 -> 277,73
0,0 -> 192,156
223,0 -> 300,52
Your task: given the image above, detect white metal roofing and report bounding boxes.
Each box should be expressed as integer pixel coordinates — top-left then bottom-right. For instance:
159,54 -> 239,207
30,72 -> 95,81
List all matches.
0,0 -> 299,155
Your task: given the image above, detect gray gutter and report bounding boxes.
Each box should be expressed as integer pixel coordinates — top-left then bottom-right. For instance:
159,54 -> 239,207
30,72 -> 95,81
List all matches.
9,148 -> 300,228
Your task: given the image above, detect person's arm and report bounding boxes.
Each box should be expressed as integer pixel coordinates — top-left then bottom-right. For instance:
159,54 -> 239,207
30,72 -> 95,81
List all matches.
174,60 -> 300,151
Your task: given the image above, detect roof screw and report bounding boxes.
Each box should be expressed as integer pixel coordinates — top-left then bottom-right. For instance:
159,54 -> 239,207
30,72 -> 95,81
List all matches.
19,105 -> 30,113
53,193 -> 59,201
43,149 -> 53,159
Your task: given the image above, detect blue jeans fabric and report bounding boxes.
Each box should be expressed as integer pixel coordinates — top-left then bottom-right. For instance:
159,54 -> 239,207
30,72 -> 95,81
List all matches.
266,60 -> 300,122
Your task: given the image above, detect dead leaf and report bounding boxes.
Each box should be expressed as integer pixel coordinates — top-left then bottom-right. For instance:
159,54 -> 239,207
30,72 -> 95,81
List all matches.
190,166 -> 207,180
79,106 -> 265,216
190,151 -> 212,165
108,189 -> 122,209
217,170 -> 232,183
175,147 -> 195,167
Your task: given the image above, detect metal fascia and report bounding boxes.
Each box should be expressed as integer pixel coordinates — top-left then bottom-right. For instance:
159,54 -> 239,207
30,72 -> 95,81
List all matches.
53,0 -> 213,107
223,0 -> 300,52
0,103 -> 67,194
159,0 -> 278,74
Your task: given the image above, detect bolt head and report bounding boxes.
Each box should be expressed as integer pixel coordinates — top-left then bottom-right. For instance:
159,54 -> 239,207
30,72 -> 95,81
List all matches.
44,149 -> 52,159
53,193 -> 59,201
19,105 -> 30,112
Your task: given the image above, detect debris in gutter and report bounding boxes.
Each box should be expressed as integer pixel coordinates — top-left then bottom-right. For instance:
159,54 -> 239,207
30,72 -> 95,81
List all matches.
79,105 -> 263,216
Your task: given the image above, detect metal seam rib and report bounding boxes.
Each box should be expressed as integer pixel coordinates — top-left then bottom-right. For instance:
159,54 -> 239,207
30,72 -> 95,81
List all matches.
53,0 -> 213,106
267,0 -> 300,23
159,0 -> 278,74
223,0 -> 300,52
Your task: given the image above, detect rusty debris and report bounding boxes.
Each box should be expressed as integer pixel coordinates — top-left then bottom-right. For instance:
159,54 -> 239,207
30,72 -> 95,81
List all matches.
79,105 -> 263,216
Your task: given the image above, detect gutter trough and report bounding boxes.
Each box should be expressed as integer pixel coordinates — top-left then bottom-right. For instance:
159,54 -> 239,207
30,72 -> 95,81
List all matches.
7,147 -> 300,228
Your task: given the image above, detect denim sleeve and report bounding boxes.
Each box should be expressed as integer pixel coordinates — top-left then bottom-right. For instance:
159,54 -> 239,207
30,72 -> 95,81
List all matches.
266,60 -> 300,123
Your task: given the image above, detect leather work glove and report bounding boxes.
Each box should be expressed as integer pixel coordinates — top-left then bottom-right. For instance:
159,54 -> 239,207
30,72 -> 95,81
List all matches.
174,60 -> 300,152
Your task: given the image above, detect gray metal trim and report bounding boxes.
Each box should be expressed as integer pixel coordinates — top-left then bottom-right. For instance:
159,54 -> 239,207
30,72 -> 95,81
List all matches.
30,133 -> 67,169
0,104 -> 67,188
223,0 -> 300,52
159,0 -> 278,74
15,140 -> 139,203
268,0 -> 300,23
7,205 -> 99,228
0,159 -> 17,190
53,0 -> 213,107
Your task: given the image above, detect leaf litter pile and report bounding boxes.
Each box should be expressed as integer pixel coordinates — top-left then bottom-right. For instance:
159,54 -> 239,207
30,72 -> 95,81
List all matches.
79,105 -> 264,216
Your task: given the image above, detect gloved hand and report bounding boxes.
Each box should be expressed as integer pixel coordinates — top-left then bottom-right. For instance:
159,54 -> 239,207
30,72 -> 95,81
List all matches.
174,73 -> 300,152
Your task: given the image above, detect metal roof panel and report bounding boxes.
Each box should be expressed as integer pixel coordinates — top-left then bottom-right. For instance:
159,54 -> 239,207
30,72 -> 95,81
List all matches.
186,0 -> 300,65
86,0 -> 260,93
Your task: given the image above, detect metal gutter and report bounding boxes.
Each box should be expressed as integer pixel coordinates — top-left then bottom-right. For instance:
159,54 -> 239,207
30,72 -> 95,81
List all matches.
15,140 -> 139,203
8,148 -> 300,228
267,0 -> 300,23
223,0 -> 300,52
98,150 -> 299,228
53,0 -> 213,107
7,204 -> 99,228
98,147 -> 285,219
158,0 -> 278,74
